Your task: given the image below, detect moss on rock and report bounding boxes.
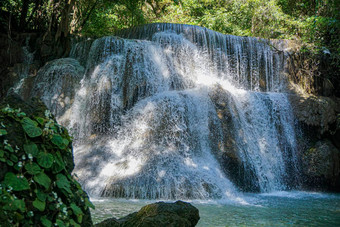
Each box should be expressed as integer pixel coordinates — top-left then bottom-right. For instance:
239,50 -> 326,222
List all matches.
302,139 -> 340,191
95,200 -> 200,227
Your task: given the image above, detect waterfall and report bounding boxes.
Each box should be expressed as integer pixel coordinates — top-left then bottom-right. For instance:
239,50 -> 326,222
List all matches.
12,37 -> 35,94
223,91 -> 299,191
41,23 -> 299,199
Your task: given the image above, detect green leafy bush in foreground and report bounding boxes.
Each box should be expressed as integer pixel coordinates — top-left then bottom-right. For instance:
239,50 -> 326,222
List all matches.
0,105 -> 94,227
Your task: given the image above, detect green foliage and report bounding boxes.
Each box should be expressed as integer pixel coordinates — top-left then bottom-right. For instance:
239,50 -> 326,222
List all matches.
0,105 -> 94,226
4,172 -> 30,191
1,0 -> 338,55
34,172 -> 51,190
22,117 -> 43,138
79,0 -> 148,37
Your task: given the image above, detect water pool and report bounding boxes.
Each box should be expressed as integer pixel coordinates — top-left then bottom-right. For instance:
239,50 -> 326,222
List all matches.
90,191 -> 340,226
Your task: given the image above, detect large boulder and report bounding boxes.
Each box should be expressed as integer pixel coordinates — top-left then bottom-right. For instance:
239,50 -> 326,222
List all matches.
95,200 -> 200,227
301,139 -> 340,191
29,58 -> 84,125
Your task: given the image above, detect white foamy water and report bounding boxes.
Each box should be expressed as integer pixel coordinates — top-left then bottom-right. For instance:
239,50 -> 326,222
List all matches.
33,23 -> 300,200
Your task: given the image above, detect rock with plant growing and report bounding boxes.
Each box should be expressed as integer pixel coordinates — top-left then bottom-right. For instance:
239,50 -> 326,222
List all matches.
0,94 -> 94,227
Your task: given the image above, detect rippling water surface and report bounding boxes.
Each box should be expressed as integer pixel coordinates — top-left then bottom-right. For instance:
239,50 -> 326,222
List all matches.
91,191 -> 340,226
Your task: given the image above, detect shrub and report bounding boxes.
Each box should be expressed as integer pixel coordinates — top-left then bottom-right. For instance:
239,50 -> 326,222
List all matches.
0,105 -> 94,227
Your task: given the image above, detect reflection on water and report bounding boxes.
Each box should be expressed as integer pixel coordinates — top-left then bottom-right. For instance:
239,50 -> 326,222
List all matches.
91,192 -> 340,227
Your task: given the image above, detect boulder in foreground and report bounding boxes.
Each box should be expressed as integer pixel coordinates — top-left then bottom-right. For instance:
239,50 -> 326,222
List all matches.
95,200 -> 200,227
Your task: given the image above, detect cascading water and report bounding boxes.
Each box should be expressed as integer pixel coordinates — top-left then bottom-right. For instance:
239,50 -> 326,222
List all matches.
12,37 -> 34,93
223,90 -> 299,191
37,23 -> 300,199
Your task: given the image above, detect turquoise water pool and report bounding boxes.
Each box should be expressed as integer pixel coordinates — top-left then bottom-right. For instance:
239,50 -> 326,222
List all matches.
90,191 -> 340,226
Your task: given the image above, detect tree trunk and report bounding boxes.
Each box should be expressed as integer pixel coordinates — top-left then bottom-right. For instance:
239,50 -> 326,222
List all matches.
19,0 -> 30,30
55,0 -> 75,41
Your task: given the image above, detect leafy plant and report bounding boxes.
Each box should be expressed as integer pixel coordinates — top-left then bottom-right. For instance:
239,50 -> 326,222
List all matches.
0,105 -> 94,226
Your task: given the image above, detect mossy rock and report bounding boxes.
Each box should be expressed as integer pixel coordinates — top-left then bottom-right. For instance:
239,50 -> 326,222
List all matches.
95,200 -> 200,227
301,139 -> 340,191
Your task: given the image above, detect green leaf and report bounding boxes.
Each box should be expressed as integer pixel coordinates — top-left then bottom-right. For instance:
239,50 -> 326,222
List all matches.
77,214 -> 83,223
21,117 -> 42,138
70,203 -> 83,215
6,160 -> 14,166
10,154 -> 18,162
40,216 -> 52,227
56,174 -> 71,194
3,199 -> 25,212
0,149 -> 4,157
37,152 -> 54,168
63,138 -> 69,146
70,219 -> 81,227
36,190 -> 48,202
56,219 -> 66,227
16,112 -> 26,117
14,199 -> 26,212
50,126 -> 57,133
34,172 -> 51,190
71,203 -> 84,224
4,172 -> 29,191
4,145 -> 14,152
35,117 -> 45,125
52,152 -> 65,174
33,198 -> 45,211
24,143 -> 39,157
25,162 -> 42,175
85,198 -> 95,209
47,195 -> 54,202
0,129 -> 7,136
51,134 -> 66,149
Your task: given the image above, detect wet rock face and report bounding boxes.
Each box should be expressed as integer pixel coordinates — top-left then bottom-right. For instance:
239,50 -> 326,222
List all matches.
29,58 -> 84,124
289,95 -> 339,134
209,87 -> 260,192
0,34 -> 23,100
95,200 -> 200,227
302,139 -> 340,191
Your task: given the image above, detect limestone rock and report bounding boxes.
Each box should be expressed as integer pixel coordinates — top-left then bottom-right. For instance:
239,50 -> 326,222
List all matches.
29,58 -> 84,124
302,139 -> 340,191
209,86 -> 260,192
94,217 -> 120,227
289,94 -> 339,133
95,200 -> 200,227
